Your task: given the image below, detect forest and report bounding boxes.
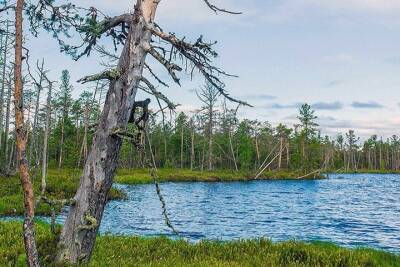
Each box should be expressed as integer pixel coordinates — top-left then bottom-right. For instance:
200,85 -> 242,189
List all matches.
0,65 -> 398,175
1,0 -> 399,266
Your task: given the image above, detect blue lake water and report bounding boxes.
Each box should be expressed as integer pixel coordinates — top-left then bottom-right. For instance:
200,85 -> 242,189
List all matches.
3,173 -> 400,252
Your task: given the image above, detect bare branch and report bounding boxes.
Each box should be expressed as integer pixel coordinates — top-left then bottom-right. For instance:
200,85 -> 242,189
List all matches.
140,77 -> 177,110
77,68 -> 121,84
147,45 -> 182,85
202,0 -> 242,14
0,4 -> 14,13
144,63 -> 169,87
150,27 -> 252,107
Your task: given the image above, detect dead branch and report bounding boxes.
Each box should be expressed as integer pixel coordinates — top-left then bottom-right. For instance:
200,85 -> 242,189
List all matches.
147,45 -> 182,85
0,4 -> 14,13
202,0 -> 242,14
144,63 -> 169,87
150,27 -> 252,107
77,68 -> 121,84
140,77 -> 177,110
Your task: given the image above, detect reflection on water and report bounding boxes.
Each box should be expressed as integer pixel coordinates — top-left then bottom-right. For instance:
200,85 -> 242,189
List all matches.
3,173 -> 400,252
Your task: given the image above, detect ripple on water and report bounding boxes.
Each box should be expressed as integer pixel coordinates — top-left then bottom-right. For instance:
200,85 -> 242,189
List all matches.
1,173 -> 399,252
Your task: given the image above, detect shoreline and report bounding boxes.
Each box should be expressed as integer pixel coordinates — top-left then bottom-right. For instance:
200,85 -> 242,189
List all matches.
1,221 -> 398,266
115,168 -> 326,184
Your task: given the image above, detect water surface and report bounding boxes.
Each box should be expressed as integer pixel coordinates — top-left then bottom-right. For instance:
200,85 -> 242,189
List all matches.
4,173 -> 400,252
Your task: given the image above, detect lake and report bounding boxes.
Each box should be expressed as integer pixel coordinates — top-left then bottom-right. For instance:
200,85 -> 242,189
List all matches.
4,173 -> 400,252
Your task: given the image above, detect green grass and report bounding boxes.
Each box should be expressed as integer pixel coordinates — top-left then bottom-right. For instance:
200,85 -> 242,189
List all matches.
0,168 -> 323,216
0,169 -> 126,216
0,221 -> 398,267
115,168 -> 325,184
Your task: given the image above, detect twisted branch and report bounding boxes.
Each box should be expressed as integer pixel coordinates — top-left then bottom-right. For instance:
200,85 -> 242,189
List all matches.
140,77 -> 177,110
147,45 -> 182,85
150,27 -> 252,107
202,0 -> 242,14
0,4 -> 14,13
77,68 -> 121,84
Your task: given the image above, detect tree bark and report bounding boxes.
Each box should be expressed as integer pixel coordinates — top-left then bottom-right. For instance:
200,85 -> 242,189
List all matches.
208,106 -> 213,170
3,70 -> 12,159
29,59 -> 44,169
286,142 -> 290,168
278,136 -> 283,170
180,124 -> 184,168
41,81 -> 52,196
83,105 -> 89,162
56,1 -> 160,264
190,120 -> 195,170
58,116 -> 64,169
0,23 -> 9,151
14,0 -> 40,265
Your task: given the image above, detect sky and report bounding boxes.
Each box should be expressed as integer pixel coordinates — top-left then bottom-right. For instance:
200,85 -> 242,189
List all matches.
6,0 -> 400,139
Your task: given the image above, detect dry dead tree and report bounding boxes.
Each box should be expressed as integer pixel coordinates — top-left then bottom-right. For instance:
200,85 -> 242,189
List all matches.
20,0 -> 251,264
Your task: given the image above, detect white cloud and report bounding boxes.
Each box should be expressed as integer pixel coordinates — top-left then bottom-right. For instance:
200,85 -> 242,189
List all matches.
259,0 -> 400,25
307,0 -> 400,13
323,54 -> 355,65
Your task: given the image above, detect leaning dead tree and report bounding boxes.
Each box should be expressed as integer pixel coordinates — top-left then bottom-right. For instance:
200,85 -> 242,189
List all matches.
25,0 -> 249,264
14,0 -> 40,265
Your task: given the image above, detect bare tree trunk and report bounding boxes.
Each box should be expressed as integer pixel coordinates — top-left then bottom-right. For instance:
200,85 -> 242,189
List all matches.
56,2 -> 160,263
4,71 -> 12,157
208,107 -> 213,170
15,0 -> 40,265
201,140 -> 205,172
190,124 -> 195,170
7,136 -> 15,173
286,141 -> 290,168
254,134 -> 260,170
180,124 -> 184,168
29,59 -> 44,169
0,34 -> 3,150
58,117 -> 64,169
229,130 -> 238,171
278,136 -> 283,170
83,106 -> 89,161
41,81 -> 52,196
0,22 -> 9,151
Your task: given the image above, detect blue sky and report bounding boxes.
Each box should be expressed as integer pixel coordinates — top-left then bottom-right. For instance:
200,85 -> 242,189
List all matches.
19,0 -> 400,139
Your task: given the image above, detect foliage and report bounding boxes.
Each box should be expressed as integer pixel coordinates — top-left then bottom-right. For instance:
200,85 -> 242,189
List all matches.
1,221 -> 398,267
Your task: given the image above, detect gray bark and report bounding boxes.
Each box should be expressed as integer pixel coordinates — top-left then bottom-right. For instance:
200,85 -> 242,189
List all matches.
4,74 -> 12,159
208,105 -> 213,170
58,117 -> 64,169
29,59 -> 44,169
56,1 -> 160,264
0,25 -> 9,151
180,124 -> 184,168
190,120 -> 195,170
41,81 -> 52,196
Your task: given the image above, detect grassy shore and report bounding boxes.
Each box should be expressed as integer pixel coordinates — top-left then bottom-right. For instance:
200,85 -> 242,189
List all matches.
115,168 -> 325,184
0,169 -> 126,216
1,221 -> 398,267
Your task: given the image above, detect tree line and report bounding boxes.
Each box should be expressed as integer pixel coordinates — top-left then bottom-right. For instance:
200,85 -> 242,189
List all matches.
0,63 -> 398,174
